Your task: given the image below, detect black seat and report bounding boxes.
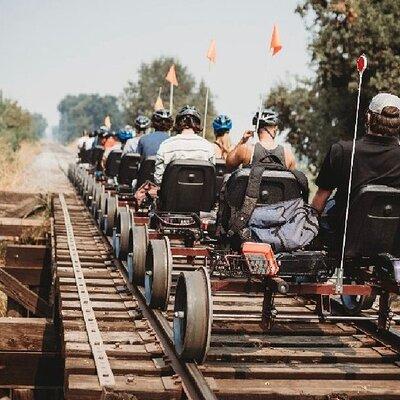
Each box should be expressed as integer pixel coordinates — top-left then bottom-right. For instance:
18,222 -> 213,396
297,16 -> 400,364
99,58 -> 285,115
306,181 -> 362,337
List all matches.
91,146 -> 104,170
104,150 -> 122,178
343,185 -> 400,258
118,153 -> 141,185
137,156 -> 156,187
215,158 -> 227,198
82,148 -> 92,163
159,160 -> 216,212
226,168 -> 303,208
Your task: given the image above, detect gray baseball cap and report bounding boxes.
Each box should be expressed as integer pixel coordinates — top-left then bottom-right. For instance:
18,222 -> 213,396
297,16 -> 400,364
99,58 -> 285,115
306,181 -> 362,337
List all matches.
369,93 -> 400,114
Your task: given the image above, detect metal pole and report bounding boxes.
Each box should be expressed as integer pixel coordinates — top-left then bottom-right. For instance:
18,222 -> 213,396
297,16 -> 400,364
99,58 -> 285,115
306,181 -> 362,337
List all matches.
202,86 -> 209,138
335,70 -> 364,294
169,83 -> 174,114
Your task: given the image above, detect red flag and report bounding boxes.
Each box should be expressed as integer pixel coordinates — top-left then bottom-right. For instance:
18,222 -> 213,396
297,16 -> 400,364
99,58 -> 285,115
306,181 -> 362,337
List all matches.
206,39 -> 217,63
269,24 -> 282,56
165,64 -> 178,86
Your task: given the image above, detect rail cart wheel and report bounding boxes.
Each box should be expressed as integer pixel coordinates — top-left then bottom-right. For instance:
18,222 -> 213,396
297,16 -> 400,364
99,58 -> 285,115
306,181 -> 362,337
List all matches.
105,195 -> 117,236
116,207 -> 131,260
98,191 -> 107,230
84,177 -> 93,206
131,225 -> 149,286
173,267 -> 212,363
145,237 -> 173,310
341,294 -> 377,315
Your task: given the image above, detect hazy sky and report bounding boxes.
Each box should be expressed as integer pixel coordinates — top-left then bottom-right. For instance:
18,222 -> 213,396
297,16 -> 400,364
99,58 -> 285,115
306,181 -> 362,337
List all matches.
0,0 -> 312,139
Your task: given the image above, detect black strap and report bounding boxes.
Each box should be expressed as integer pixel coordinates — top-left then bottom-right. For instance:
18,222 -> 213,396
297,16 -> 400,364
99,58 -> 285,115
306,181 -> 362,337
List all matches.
229,152 -> 285,236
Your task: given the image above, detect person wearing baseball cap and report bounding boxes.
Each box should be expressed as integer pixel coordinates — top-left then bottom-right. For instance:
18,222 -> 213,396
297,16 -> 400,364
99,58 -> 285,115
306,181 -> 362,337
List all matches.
312,92 -> 400,224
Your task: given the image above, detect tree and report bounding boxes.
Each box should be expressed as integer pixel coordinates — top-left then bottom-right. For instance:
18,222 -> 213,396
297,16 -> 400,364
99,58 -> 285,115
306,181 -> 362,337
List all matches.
266,0 -> 400,172
56,94 -> 123,143
0,91 -> 46,151
121,56 -> 217,140
30,113 -> 48,139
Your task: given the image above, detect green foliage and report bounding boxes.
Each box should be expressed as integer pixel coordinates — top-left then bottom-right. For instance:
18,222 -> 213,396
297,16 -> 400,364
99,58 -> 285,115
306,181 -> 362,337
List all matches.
56,94 -> 123,143
121,56 -> 217,140
0,91 -> 47,151
267,0 -> 400,171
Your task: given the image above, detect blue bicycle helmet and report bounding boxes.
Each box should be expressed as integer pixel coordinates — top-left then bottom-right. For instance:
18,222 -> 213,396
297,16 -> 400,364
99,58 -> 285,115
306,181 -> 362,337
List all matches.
116,129 -> 133,143
213,114 -> 232,134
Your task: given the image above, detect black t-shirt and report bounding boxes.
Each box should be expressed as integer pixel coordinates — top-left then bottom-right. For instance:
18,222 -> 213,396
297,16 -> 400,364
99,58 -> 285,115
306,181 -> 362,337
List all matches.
316,134 -> 400,215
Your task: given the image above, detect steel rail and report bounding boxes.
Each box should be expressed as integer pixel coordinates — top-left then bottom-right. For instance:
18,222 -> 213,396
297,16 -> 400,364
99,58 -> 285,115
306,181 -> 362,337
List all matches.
98,229 -> 218,400
59,194 -> 115,388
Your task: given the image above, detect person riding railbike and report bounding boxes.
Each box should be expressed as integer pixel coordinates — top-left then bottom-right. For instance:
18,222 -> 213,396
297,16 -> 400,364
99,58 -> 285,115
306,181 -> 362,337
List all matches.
154,105 -> 215,185
135,106 -> 215,205
219,108 -> 316,252
101,131 -> 121,169
137,109 -> 172,159
226,108 -> 296,171
213,114 -> 233,159
312,92 -> 400,238
116,127 -> 133,151
123,116 -> 150,155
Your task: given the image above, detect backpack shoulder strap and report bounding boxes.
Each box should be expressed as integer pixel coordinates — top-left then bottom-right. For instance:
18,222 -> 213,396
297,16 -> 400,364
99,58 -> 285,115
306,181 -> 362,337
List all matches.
228,158 -> 270,236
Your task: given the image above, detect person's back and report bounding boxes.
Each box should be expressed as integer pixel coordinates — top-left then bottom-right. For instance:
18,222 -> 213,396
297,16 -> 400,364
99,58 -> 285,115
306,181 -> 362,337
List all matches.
137,109 -> 172,158
123,116 -> 150,155
212,114 -> 233,159
154,105 -> 215,184
312,92 -> 400,218
226,109 -> 296,171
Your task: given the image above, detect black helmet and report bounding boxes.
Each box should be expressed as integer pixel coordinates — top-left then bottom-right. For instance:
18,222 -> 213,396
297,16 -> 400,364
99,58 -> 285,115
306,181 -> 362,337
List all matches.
174,105 -> 202,133
152,109 -> 173,131
252,108 -> 279,129
135,115 -> 150,131
176,105 -> 201,123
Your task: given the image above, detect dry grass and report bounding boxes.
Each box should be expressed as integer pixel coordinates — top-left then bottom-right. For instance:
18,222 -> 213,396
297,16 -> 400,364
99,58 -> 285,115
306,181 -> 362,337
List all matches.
0,139 -> 43,315
0,138 -> 42,191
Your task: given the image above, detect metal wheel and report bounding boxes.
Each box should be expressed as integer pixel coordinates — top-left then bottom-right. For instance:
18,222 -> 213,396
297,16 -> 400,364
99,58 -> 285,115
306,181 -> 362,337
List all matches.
92,183 -> 102,218
129,225 -> 148,286
115,207 -> 132,260
104,195 -> 117,236
341,294 -> 377,315
98,190 -> 108,230
173,267 -> 212,363
145,237 -> 173,310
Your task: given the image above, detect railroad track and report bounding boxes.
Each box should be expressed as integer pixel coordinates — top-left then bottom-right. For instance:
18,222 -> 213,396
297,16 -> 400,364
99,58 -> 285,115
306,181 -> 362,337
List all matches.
62,165 -> 400,399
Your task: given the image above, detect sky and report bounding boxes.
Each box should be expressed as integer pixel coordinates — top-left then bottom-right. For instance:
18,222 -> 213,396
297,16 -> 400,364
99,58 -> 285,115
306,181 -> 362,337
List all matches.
0,0 -> 312,140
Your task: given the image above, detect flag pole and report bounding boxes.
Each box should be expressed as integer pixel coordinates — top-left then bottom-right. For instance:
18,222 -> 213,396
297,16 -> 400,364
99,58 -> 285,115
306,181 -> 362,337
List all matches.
203,60 -> 212,138
169,83 -> 174,114
335,54 -> 367,294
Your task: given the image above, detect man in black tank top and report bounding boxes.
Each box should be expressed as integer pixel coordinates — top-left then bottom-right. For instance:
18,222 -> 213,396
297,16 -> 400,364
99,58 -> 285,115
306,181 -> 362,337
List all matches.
226,108 -> 296,171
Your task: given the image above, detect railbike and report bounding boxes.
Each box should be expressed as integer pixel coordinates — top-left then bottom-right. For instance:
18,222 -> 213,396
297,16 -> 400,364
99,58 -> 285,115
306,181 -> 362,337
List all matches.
69,154 -> 400,364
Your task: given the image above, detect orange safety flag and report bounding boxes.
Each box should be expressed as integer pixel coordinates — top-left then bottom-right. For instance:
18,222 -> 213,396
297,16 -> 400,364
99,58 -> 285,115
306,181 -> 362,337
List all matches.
154,95 -> 164,111
269,24 -> 282,56
165,64 -> 178,86
206,39 -> 217,63
104,115 -> 111,129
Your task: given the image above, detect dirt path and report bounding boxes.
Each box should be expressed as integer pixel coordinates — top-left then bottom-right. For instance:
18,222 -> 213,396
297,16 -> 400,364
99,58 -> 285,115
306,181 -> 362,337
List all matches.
18,140 -> 75,194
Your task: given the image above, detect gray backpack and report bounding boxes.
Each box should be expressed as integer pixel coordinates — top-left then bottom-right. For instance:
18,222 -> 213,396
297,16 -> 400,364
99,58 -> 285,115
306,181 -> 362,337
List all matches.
225,153 -> 319,252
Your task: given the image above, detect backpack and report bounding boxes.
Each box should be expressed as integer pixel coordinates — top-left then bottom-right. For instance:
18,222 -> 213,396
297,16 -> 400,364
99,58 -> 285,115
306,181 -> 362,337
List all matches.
217,152 -> 318,251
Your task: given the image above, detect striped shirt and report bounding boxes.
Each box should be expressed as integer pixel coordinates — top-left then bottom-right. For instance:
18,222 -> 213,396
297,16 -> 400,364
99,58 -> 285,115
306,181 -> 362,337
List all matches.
154,131 -> 215,184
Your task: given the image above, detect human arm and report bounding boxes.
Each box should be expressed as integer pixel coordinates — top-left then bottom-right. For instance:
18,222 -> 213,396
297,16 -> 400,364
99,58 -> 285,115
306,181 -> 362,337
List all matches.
225,131 -> 254,171
311,144 -> 341,213
311,188 -> 333,214
154,147 -> 166,185
284,147 -> 297,170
